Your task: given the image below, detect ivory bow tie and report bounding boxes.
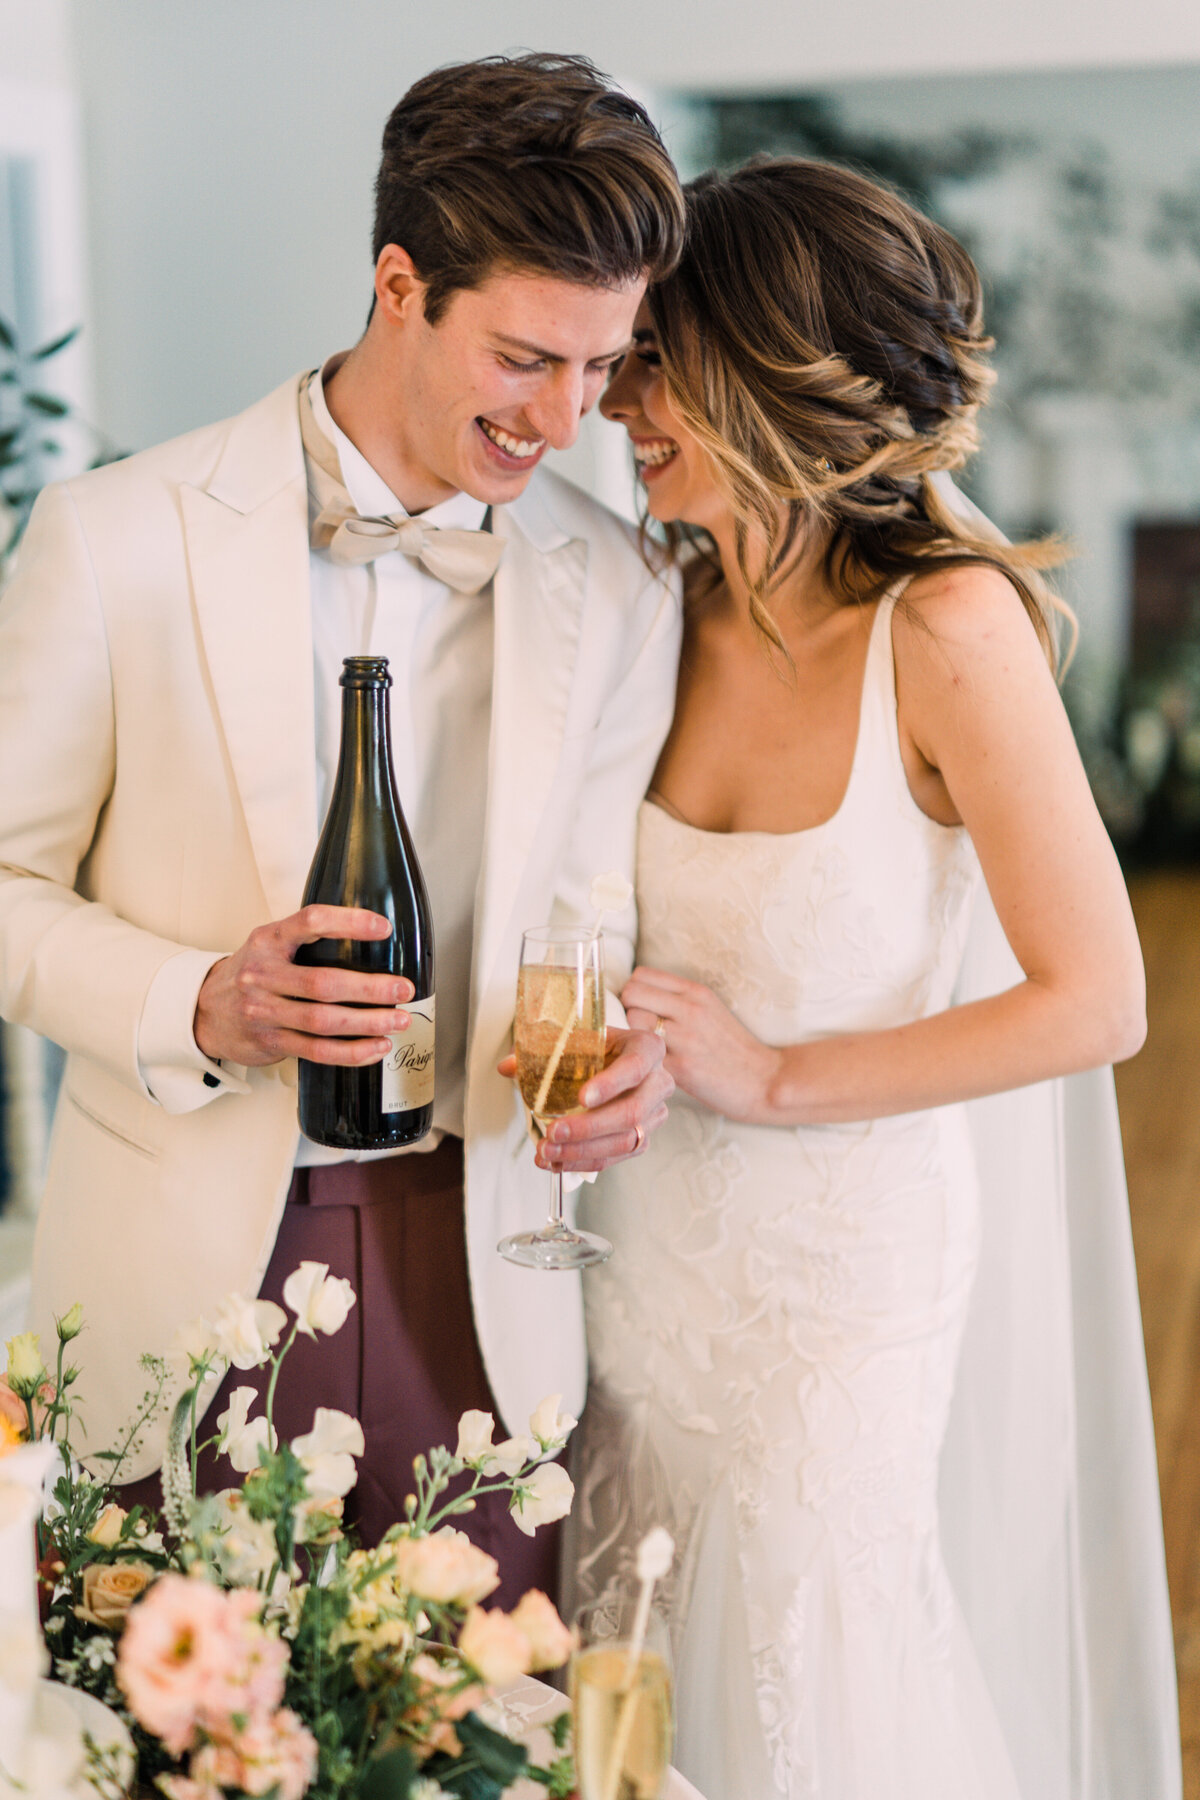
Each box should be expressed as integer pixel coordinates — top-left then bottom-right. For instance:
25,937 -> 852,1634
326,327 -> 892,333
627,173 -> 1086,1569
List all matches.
310,502 -> 502,592
298,371 -> 502,594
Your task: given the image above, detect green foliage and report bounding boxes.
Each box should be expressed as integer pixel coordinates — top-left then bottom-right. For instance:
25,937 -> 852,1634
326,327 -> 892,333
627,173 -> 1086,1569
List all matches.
0,311 -> 123,547
695,93 -> 1012,212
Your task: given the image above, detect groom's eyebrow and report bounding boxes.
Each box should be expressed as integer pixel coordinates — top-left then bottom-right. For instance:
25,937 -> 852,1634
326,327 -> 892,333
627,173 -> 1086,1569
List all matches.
493,332 -> 632,363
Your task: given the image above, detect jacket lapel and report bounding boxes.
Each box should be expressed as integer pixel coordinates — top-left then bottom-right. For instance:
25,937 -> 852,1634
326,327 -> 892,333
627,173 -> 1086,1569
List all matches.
182,377 -> 318,923
474,482 -> 588,1009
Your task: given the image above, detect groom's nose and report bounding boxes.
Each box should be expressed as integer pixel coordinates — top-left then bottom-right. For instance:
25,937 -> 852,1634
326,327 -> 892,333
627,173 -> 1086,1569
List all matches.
527,365 -> 589,450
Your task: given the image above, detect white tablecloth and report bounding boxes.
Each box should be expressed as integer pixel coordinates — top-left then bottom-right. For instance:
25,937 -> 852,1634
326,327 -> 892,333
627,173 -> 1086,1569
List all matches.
496,1675 -> 706,1800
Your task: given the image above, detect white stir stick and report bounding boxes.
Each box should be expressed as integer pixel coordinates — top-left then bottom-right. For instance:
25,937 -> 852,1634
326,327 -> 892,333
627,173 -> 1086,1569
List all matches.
531,872 -> 633,1120
600,1525 -> 675,1800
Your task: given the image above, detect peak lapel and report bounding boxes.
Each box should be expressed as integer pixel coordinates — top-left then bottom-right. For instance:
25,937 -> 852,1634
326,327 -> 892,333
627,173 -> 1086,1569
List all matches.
182,423 -> 317,924
473,502 -> 588,1009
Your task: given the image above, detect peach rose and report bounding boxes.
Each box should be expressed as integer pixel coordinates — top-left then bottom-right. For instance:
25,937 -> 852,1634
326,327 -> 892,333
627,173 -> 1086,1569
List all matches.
457,1606 -> 533,1688
389,1528 -> 500,1607
509,1589 -> 572,1671
76,1561 -> 155,1629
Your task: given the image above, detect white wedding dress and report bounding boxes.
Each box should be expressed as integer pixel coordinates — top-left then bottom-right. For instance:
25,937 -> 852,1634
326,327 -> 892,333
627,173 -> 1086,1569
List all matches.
572,590 -> 1180,1800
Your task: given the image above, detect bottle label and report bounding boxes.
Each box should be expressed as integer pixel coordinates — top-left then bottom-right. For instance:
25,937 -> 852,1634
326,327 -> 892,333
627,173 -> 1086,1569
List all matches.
381,995 -> 435,1113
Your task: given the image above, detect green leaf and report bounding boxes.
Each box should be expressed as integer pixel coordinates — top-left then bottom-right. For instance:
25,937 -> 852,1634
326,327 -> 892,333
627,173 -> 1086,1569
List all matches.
358,1744 -> 418,1800
24,392 -> 69,418
32,327 -> 80,361
0,316 -> 14,351
431,1706 -> 525,1792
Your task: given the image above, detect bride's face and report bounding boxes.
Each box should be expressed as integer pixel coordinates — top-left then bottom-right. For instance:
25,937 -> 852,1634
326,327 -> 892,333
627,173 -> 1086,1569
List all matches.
600,303 -> 726,534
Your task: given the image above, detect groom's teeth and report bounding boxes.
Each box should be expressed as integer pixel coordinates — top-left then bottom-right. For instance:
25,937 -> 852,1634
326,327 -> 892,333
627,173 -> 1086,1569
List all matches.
633,439 -> 679,467
479,419 -> 544,458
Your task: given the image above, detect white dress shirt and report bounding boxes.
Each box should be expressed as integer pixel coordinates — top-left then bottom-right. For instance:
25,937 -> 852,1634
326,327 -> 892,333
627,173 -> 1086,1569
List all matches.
137,361 -> 493,1161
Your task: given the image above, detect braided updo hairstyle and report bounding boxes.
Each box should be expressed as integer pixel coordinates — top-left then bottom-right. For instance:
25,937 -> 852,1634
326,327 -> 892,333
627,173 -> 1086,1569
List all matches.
649,157 -> 1071,665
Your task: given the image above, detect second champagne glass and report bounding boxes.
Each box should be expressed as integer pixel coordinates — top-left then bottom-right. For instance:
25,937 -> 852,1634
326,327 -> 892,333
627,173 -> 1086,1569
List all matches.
498,926 -> 612,1270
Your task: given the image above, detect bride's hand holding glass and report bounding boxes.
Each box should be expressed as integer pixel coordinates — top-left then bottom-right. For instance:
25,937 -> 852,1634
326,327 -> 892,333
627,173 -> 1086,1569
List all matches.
496,1015 -> 673,1175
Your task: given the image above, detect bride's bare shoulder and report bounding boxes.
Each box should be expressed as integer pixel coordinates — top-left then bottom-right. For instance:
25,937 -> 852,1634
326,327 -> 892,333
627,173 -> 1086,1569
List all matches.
892,562 -> 1052,687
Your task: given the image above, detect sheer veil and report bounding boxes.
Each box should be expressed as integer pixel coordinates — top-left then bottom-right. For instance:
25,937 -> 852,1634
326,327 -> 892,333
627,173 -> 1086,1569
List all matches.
932,472 -> 1181,1798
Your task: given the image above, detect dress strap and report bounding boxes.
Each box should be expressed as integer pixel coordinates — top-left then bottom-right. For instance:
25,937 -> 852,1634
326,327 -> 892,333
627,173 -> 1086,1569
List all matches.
842,578 -> 917,817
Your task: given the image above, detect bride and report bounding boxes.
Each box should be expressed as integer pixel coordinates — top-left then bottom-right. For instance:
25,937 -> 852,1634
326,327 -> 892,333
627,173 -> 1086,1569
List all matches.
554,160 -> 1180,1798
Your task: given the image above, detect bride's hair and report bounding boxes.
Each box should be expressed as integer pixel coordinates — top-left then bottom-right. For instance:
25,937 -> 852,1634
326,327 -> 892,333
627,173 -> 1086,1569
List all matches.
648,157 -> 1073,668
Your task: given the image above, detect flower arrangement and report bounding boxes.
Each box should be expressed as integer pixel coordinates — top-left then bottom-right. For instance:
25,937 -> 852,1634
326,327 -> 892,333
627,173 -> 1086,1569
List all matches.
1,1267 -> 578,1800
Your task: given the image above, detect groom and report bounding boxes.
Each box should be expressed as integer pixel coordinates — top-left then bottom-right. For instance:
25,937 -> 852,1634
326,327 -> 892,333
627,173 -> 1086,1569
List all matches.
0,54 -> 682,1594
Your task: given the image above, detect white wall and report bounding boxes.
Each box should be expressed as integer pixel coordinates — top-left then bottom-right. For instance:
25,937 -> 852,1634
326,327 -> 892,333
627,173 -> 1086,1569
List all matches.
59,1 -> 1200,455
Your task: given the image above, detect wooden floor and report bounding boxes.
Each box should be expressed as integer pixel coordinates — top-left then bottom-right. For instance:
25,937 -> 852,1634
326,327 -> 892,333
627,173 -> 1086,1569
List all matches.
1119,869 -> 1200,1795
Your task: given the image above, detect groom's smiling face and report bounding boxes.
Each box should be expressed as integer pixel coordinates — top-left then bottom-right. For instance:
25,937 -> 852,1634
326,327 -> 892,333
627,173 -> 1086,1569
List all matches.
376,252 -> 645,511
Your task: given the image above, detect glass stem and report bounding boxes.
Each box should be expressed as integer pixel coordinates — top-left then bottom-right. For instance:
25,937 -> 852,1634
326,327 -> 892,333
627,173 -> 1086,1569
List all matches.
547,1165 -> 565,1234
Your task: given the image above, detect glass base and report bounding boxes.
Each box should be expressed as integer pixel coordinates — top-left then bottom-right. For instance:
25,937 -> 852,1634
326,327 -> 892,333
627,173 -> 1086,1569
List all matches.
497,1222 -> 612,1270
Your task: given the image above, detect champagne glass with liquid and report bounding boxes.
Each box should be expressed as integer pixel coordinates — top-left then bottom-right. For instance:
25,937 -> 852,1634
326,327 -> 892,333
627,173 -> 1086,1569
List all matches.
571,1593 -> 673,1800
497,927 -> 612,1270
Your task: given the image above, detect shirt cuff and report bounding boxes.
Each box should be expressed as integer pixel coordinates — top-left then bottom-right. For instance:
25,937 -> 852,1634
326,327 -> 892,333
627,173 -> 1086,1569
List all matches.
137,948 -> 251,1113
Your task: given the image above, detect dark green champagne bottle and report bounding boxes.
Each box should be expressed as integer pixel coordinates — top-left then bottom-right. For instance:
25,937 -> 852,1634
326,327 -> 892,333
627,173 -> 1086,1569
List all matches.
295,656 -> 435,1149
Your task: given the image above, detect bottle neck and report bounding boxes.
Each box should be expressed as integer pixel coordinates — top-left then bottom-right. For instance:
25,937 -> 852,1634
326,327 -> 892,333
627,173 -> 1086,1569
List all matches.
332,684 -> 395,813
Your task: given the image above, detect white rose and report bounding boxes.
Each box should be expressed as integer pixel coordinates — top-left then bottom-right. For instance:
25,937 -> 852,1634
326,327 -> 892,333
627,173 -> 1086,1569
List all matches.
209,1294 -> 288,1370
291,1408 -> 364,1503
216,1387 -> 277,1474
0,1609 -> 48,1694
281,1262 -> 356,1339
454,1410 -> 496,1467
528,1395 -> 577,1454
509,1461 -> 574,1537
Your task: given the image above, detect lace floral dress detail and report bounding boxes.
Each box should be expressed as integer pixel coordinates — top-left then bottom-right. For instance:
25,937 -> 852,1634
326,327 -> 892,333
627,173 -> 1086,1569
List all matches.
573,594 -> 1022,1800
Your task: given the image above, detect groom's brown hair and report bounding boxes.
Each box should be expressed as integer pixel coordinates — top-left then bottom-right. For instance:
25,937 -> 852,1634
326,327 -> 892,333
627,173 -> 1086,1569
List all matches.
373,53 -> 684,323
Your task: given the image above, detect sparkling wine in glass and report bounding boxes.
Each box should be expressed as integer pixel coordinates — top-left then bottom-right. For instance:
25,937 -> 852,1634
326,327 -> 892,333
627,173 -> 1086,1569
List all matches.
497,927 -> 612,1270
571,1594 -> 673,1800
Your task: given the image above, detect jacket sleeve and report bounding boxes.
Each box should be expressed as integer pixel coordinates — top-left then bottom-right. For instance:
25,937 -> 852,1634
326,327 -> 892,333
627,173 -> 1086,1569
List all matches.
551,550 -> 683,993
0,483 -> 230,1099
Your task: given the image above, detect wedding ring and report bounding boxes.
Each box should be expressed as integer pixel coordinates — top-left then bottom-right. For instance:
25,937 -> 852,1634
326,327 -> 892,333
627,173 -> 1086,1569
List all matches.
653,1016 -> 668,1039
633,1123 -> 645,1153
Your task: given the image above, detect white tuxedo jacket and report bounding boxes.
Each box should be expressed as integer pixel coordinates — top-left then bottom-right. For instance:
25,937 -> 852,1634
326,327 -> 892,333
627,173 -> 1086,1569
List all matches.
0,375 -> 681,1479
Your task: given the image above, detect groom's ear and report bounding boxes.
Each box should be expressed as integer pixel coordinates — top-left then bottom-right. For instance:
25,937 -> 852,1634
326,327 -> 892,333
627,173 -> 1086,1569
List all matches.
373,244 -> 429,330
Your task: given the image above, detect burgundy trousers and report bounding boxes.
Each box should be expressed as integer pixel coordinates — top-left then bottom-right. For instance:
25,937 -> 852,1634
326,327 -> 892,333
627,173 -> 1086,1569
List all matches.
123,1137 -> 559,1610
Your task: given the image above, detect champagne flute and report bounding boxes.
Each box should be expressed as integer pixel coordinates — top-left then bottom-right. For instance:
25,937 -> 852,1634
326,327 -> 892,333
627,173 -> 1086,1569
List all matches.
498,926 -> 613,1270
571,1593 -> 673,1800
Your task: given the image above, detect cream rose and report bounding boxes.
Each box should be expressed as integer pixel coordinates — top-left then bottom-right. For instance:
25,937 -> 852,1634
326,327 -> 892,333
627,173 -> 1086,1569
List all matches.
87,1503 -> 128,1549
389,1528 -> 500,1606
457,1606 -> 534,1688
76,1561 -> 154,1629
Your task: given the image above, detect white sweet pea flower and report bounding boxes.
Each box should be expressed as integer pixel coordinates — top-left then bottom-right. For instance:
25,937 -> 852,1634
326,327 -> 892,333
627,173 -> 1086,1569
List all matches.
529,1394 -> 577,1454
169,1315 -> 221,1380
216,1386 -> 277,1473
509,1460 -> 574,1537
455,1409 -> 496,1467
482,1435 -> 533,1479
292,1408 -> 365,1503
209,1293 -> 288,1370
281,1262 -> 356,1339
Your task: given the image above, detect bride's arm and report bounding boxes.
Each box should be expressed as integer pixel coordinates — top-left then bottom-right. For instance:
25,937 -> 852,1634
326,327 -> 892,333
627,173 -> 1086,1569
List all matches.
618,567 -> 1146,1130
